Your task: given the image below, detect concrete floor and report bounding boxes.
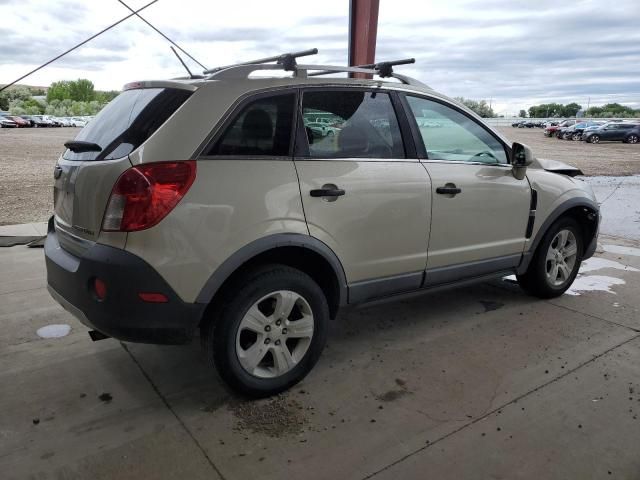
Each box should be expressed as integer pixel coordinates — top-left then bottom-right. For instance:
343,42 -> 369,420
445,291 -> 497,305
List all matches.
1,233 -> 640,479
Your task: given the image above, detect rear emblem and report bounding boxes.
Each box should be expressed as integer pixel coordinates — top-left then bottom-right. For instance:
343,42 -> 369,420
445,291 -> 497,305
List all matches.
53,166 -> 62,179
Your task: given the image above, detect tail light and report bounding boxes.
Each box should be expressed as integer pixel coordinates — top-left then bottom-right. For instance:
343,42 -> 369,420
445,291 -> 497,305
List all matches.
102,161 -> 196,232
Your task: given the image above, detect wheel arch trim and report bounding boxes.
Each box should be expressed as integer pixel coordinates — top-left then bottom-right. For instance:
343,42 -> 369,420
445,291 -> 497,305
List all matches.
195,233 -> 348,307
517,196 -> 599,274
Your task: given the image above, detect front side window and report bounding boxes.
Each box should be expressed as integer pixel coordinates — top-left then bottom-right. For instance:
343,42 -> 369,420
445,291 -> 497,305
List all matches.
406,96 -> 508,164
300,90 -> 405,159
207,93 -> 295,156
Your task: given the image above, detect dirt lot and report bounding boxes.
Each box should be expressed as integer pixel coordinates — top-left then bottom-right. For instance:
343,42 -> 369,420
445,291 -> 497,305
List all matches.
1,126 -> 639,225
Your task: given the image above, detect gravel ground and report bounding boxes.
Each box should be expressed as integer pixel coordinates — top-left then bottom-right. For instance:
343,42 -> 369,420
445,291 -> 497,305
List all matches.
1,126 -> 639,225
0,128 -> 78,226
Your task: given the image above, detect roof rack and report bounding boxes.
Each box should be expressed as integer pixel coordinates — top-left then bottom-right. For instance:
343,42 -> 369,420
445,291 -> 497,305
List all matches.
203,48 -> 427,87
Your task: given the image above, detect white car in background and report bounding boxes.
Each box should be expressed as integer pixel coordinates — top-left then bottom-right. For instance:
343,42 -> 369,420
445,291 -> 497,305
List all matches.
69,117 -> 88,127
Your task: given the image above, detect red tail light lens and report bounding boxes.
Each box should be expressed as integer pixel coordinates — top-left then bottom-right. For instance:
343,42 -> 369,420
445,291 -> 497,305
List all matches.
102,161 -> 196,232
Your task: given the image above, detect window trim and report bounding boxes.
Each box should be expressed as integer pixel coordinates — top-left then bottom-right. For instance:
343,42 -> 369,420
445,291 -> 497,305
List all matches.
293,86 -> 417,162
196,87 -> 299,160
398,92 -> 513,167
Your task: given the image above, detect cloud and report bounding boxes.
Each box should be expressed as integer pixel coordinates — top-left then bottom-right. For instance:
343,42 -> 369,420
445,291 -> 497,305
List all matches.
0,0 -> 637,112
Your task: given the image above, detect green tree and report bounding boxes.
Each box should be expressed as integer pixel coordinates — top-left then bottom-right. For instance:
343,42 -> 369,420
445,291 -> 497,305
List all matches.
454,97 -> 495,118
69,79 -> 95,102
47,81 -> 73,102
561,103 -> 582,117
0,86 -> 32,110
518,109 -> 527,118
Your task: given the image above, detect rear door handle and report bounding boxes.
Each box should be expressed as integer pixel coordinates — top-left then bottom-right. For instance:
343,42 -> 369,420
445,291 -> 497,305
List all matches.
436,185 -> 462,195
310,188 -> 345,197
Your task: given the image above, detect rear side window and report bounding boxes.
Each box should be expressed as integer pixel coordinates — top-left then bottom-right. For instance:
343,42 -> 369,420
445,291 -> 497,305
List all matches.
63,87 -> 192,161
299,90 -> 405,159
206,93 -> 295,156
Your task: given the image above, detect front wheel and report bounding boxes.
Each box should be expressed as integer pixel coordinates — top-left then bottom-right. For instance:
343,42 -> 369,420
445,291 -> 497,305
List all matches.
204,265 -> 329,397
517,218 -> 583,298
572,133 -> 581,141
589,135 -> 600,144
626,134 -> 639,144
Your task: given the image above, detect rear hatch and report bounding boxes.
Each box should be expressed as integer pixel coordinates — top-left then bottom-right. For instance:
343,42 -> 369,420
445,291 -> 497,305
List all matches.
53,84 -> 194,255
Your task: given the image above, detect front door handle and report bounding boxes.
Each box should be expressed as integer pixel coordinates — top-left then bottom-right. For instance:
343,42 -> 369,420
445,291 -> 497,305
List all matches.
436,185 -> 462,195
310,187 -> 345,198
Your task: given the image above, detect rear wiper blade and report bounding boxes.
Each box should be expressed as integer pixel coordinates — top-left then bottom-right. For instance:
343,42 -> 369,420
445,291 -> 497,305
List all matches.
64,140 -> 102,153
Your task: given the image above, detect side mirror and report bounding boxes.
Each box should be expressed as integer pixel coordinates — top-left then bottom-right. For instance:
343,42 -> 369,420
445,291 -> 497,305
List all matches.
511,142 -> 533,180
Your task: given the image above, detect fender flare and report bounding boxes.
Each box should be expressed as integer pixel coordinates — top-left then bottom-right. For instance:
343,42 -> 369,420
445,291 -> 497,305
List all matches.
195,233 -> 348,306
517,197 -> 599,274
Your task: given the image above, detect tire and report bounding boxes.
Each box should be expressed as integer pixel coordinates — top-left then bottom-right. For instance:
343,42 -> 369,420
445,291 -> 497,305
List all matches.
626,134 -> 639,144
589,135 -> 600,144
203,265 -> 329,397
572,133 -> 581,141
517,217 -> 583,299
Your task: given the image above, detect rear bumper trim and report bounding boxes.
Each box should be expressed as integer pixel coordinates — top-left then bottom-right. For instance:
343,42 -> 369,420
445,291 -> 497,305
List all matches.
45,229 -> 205,345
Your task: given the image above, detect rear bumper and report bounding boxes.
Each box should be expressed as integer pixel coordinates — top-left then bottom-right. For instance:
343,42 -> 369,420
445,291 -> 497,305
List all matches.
45,225 -> 205,344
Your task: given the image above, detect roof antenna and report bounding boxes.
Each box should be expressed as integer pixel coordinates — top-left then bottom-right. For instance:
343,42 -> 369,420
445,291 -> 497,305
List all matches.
170,46 -> 195,78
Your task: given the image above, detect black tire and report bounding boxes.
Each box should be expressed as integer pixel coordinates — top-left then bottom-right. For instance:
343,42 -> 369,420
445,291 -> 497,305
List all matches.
517,217 -> 584,299
203,265 -> 329,397
589,135 -> 600,144
626,134 -> 639,144
572,133 -> 581,141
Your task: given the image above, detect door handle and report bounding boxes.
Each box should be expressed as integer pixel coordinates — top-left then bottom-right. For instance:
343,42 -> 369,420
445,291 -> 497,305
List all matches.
436,185 -> 462,195
310,188 -> 345,197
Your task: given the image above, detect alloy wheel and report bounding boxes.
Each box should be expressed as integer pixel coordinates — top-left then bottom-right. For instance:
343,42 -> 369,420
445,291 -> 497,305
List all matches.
628,135 -> 639,144
235,290 -> 314,378
545,229 -> 578,287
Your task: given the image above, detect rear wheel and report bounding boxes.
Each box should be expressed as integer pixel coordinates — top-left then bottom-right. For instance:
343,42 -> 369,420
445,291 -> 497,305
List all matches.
204,265 -> 329,397
572,132 -> 581,141
589,135 -> 600,144
517,217 -> 583,298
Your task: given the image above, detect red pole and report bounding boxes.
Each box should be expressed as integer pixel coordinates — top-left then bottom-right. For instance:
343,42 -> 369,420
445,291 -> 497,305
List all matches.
348,0 -> 380,78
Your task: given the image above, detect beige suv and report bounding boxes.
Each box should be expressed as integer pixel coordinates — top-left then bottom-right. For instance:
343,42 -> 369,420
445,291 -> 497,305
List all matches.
45,50 -> 599,396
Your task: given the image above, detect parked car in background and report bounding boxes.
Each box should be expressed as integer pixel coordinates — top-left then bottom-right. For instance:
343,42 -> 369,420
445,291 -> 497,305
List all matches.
6,115 -> 30,127
544,119 -> 577,137
583,123 -> 640,144
69,117 -> 88,127
562,121 -> 605,140
0,116 -> 18,128
18,115 -> 36,127
31,115 -> 54,127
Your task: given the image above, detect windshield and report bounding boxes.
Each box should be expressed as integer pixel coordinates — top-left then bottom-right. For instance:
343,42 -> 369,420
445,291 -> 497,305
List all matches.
63,87 -> 192,161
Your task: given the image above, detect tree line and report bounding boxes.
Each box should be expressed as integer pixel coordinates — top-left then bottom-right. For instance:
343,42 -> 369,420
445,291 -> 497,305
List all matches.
0,79 -> 119,116
526,102 -> 640,118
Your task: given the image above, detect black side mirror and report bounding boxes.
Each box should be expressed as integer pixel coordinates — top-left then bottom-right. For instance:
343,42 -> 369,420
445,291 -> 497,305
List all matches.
511,142 -> 534,180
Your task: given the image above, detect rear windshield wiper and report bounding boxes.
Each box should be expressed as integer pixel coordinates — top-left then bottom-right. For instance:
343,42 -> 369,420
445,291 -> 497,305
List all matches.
64,140 -> 102,153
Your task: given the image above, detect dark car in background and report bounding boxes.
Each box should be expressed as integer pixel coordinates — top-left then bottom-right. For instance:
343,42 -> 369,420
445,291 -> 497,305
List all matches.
562,121 -> 605,140
583,123 -> 640,144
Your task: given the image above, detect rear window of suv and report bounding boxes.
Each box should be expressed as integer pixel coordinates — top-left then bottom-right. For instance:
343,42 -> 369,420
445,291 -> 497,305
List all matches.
63,87 -> 192,161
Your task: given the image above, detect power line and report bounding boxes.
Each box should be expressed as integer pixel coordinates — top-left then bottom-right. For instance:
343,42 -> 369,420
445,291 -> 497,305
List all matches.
116,0 -> 207,70
0,0 -> 158,94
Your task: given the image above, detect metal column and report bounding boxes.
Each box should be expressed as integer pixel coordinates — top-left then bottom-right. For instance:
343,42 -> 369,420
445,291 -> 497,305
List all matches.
348,0 -> 380,76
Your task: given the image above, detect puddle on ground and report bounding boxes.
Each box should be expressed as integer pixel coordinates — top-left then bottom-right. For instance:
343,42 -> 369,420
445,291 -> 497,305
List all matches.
602,244 -> 640,258
502,255 -> 638,296
36,324 -> 71,338
580,257 -> 639,273
565,275 -> 626,296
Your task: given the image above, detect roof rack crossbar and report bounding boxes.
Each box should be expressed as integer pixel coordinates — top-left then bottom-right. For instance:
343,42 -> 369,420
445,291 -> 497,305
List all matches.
203,48 -> 318,74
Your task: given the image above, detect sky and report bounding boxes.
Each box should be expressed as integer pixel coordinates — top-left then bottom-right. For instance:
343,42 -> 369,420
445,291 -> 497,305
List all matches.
0,0 -> 639,115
